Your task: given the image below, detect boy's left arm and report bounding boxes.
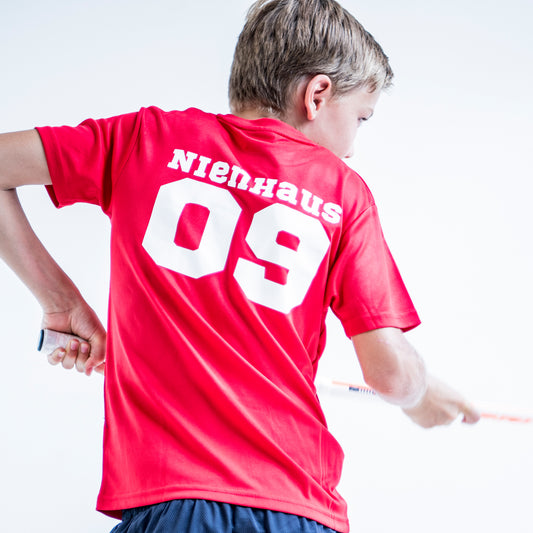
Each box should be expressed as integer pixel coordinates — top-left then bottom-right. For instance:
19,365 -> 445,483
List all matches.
0,130 -> 106,374
352,327 -> 480,428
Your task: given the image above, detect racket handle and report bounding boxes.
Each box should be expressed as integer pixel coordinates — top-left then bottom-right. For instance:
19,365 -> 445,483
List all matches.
37,329 -> 88,356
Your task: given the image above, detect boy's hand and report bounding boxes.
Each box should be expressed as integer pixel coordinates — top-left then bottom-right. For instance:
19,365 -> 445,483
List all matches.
41,302 -> 106,376
402,374 -> 481,428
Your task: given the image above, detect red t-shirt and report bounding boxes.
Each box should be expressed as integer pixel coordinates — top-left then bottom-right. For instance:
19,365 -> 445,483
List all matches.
37,107 -> 420,532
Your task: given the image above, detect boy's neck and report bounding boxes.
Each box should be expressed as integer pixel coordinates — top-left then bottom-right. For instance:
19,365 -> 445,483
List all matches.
234,109 -> 277,121
233,109 -> 301,135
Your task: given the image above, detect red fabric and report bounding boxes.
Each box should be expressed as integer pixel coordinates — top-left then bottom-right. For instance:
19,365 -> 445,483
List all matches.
37,107 -> 420,533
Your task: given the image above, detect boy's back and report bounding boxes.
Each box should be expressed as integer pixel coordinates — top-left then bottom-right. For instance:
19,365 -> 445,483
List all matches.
38,105 -> 419,531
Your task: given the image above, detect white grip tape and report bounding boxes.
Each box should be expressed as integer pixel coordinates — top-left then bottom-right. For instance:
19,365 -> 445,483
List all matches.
38,329 -> 87,356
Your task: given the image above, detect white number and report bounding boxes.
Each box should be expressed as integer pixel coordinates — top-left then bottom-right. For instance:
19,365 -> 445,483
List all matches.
234,204 -> 330,313
143,179 -> 330,312
143,179 -> 241,278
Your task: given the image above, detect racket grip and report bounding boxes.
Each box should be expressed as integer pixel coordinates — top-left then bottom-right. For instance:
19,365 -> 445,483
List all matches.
37,329 -> 88,356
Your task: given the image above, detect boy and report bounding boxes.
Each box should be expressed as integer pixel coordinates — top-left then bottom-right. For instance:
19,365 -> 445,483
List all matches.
0,1 -> 480,532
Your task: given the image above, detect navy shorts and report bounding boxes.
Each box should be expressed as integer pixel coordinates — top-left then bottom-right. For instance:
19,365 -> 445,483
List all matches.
110,499 -> 340,533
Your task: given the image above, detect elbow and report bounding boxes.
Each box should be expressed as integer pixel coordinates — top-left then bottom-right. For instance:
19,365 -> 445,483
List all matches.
363,356 -> 427,407
363,366 -> 405,398
353,328 -> 427,407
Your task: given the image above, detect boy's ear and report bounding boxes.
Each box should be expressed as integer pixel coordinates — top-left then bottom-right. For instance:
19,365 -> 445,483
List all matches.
304,75 -> 333,121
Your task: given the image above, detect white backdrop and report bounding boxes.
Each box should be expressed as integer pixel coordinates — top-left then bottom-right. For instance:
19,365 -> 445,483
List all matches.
1,1 -> 531,532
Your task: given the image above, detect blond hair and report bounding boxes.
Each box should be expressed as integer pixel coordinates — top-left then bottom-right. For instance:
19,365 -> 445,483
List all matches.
229,0 -> 393,116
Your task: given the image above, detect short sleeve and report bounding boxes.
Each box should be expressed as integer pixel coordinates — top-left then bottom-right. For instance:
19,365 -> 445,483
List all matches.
36,110 -> 142,214
327,203 -> 420,337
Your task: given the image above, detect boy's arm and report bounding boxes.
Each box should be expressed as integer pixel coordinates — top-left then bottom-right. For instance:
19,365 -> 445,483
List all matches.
352,327 -> 480,428
0,130 -> 106,375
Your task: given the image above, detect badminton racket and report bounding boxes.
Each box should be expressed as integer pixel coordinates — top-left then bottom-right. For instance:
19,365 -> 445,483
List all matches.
316,377 -> 533,424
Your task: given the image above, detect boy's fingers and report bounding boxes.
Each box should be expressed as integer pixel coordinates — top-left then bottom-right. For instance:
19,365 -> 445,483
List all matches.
60,339 -> 86,371
462,403 -> 481,424
45,337 -> 78,370
93,362 -> 106,375
83,333 -> 106,376
74,341 -> 91,373
40,329 -> 106,376
61,342 -> 77,370
47,347 -> 66,366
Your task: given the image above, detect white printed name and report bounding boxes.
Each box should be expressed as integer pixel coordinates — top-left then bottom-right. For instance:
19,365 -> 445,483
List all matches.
167,149 -> 342,225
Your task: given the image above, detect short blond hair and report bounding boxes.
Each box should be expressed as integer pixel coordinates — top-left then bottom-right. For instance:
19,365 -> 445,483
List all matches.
229,0 -> 393,115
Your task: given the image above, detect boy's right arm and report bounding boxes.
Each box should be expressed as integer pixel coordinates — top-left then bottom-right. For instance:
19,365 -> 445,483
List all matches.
352,327 -> 480,428
0,130 -> 106,375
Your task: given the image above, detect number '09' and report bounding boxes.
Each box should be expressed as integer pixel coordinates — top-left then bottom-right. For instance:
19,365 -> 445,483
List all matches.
142,178 -> 330,313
